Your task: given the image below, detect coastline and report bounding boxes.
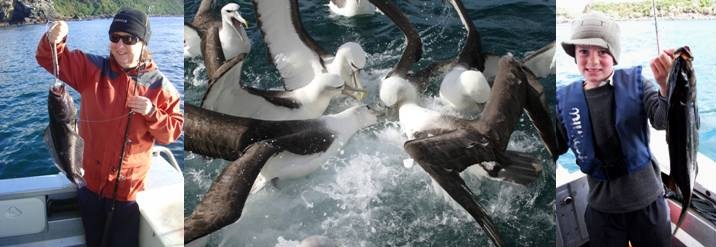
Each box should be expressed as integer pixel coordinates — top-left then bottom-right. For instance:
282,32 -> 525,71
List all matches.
558,13 -> 716,23
557,0 -> 716,23
0,14 -> 183,27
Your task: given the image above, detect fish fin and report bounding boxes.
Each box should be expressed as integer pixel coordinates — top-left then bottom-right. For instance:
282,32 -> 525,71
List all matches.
70,131 -> 85,185
43,127 -> 59,164
43,126 -> 52,150
493,150 -> 543,186
695,103 -> 700,130
661,173 -> 677,194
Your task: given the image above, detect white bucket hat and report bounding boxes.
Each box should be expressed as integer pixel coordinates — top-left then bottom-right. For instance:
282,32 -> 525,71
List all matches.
561,12 -> 621,64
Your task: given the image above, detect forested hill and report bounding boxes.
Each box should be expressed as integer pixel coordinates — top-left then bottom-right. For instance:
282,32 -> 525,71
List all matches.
0,0 -> 182,25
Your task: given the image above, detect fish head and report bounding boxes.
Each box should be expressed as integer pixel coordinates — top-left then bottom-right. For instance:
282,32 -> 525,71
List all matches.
671,46 -> 697,103
675,46 -> 692,60
48,85 -> 78,123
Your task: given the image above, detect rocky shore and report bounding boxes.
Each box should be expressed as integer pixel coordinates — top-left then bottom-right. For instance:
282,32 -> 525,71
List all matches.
0,0 -> 181,27
0,0 -> 56,26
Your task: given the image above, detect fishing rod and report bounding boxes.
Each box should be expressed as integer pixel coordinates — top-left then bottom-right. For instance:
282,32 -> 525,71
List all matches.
100,47 -> 144,247
99,13 -> 149,247
652,0 -> 661,54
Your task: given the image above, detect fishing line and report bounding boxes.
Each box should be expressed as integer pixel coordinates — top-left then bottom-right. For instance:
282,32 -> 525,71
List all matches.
46,21 -> 132,125
77,113 -> 131,123
651,0 -> 661,54
47,21 -> 62,88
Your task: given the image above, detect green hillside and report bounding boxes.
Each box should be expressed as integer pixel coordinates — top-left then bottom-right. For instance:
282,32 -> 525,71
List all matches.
591,0 -> 715,19
54,0 -> 183,18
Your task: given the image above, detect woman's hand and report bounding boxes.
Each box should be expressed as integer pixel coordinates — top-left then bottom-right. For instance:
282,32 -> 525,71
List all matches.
47,21 -> 68,44
650,48 -> 676,97
127,96 -> 155,116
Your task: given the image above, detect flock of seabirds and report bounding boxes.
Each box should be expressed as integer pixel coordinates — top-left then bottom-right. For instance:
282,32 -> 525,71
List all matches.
183,0 -> 557,246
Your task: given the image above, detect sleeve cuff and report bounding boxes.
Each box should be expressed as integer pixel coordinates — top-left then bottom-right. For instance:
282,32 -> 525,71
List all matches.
143,104 -> 159,122
658,92 -> 668,101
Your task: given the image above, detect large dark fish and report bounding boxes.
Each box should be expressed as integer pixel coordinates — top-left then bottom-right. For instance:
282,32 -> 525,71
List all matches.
665,46 -> 699,234
43,85 -> 85,186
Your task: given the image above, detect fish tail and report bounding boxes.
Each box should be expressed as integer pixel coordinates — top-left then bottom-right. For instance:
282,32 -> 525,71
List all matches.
673,191 -> 692,235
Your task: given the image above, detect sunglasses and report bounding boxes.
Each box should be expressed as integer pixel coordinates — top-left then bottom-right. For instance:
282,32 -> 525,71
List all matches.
109,33 -> 139,45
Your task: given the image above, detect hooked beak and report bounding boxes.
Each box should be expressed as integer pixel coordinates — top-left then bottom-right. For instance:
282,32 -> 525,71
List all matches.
231,15 -> 249,41
342,63 -> 367,101
236,15 -> 248,28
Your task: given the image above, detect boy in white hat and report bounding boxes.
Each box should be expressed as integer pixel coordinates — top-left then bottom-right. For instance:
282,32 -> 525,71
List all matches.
555,12 -> 673,247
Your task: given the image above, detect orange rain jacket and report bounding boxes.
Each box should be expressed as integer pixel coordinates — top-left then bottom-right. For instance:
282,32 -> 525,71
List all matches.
36,34 -> 183,201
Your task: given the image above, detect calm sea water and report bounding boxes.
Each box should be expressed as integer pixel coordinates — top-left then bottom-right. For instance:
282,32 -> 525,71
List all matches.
556,20 -> 716,172
0,17 -> 185,179
185,1 -> 555,246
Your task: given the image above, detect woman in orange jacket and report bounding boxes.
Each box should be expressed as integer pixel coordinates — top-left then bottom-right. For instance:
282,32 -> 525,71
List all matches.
36,8 -> 183,247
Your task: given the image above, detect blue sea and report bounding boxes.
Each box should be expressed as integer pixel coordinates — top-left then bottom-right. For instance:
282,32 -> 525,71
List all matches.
185,1 -> 555,246
0,17 -> 185,178
556,20 -> 716,173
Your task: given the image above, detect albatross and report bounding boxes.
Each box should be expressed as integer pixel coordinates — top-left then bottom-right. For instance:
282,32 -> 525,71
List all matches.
183,104 -> 377,243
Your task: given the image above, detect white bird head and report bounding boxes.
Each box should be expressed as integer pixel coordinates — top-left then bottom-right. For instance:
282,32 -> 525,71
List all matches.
333,42 -> 368,100
460,70 -> 490,104
379,76 -> 418,108
221,3 -> 248,41
336,42 -> 367,69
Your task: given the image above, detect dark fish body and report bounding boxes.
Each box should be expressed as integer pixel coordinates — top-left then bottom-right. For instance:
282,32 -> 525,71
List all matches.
666,46 -> 698,234
44,85 -> 85,186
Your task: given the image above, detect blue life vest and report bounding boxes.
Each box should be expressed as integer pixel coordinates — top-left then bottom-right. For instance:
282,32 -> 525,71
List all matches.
556,66 -> 652,180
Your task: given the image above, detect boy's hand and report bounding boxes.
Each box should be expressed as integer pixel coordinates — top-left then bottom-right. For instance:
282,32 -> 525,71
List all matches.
650,48 -> 675,97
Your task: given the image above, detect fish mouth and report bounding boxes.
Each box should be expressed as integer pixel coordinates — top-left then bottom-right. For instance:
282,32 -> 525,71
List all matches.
675,46 -> 693,60
50,84 -> 66,95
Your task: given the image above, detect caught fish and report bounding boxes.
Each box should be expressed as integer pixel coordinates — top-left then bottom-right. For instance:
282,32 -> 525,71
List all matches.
665,46 -> 699,234
43,85 -> 85,186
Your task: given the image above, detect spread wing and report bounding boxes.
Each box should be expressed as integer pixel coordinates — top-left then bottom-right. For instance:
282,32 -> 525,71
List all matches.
184,141 -> 281,243
253,0 -> 330,90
